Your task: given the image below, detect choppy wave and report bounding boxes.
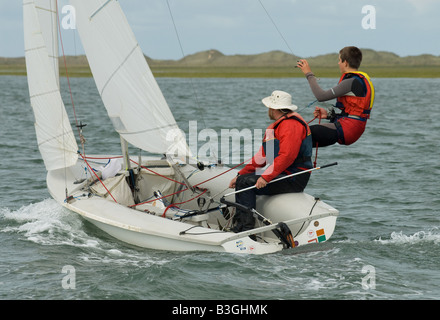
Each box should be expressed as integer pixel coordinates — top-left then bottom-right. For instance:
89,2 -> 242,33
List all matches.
1,199 -> 101,248
2,77 -> 440,299
375,229 -> 440,245
0,199 -> 175,269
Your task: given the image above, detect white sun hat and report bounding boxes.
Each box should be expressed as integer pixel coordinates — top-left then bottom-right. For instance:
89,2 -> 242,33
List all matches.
262,90 -> 298,111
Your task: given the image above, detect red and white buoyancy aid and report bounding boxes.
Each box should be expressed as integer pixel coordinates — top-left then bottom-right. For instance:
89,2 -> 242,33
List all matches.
335,71 -> 375,119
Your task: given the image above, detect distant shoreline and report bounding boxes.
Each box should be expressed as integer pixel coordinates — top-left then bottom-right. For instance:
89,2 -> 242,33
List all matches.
2,48 -> 440,78
1,65 -> 439,78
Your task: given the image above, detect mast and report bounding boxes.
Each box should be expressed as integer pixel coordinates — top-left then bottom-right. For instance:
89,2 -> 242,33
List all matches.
120,136 -> 131,171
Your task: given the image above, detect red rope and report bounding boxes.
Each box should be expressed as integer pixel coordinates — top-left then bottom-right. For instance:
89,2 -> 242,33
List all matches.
134,186 -> 189,207
162,188 -> 208,218
307,116 -> 318,124
130,158 -> 250,208
129,159 -> 186,186
307,111 -> 321,168
81,156 -> 187,206
193,158 -> 249,188
314,110 -> 322,168
162,204 -> 178,217
170,188 -> 208,207
78,153 -> 118,203
84,156 -> 123,160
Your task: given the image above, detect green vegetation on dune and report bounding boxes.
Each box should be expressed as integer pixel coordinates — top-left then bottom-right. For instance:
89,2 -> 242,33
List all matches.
3,65 -> 439,78
2,49 -> 440,78
0,65 -> 27,76
149,66 -> 440,78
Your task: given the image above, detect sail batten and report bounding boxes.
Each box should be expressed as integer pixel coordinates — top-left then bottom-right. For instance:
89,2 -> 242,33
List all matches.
100,44 -> 139,97
90,0 -> 112,20
34,5 -> 57,13
25,45 -> 49,53
114,123 -> 181,136
29,88 -> 60,99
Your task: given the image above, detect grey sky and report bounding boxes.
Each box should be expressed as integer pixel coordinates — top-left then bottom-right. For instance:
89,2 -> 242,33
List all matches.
2,0 -> 439,59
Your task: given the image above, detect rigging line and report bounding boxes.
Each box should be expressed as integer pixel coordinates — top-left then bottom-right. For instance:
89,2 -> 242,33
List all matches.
162,188 -> 208,218
217,129 -> 262,165
293,198 -> 319,238
129,159 -> 186,186
48,0 -> 58,85
192,158 -> 249,188
313,109 -> 322,168
130,157 -> 248,208
258,0 -> 296,59
56,0 -> 90,183
165,0 -> 217,163
296,99 -> 318,114
56,0 -> 89,172
78,153 -> 118,203
52,0 -> 69,196
56,1 -> 80,132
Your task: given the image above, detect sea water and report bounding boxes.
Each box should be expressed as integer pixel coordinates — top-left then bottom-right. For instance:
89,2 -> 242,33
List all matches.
0,75 -> 439,300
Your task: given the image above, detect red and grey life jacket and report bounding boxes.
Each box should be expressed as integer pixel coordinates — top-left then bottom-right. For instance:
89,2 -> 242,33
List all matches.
262,112 -> 313,174
335,71 -> 375,120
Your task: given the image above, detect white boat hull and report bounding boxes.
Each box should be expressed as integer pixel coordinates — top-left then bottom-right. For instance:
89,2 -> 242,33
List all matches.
24,1 -> 338,256
47,155 -> 338,255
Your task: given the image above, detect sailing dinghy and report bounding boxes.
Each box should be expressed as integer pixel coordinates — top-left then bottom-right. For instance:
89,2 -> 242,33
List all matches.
23,0 -> 339,254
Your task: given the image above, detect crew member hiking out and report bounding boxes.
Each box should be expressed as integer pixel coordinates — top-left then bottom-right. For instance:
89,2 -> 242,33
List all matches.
228,90 -> 313,233
297,46 -> 375,147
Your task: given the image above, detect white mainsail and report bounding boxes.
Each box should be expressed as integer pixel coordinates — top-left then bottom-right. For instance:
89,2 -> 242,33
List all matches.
70,0 -> 190,158
23,0 -> 78,171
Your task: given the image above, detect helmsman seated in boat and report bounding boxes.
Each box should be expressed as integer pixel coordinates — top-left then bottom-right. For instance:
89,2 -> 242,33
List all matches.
228,90 -> 313,232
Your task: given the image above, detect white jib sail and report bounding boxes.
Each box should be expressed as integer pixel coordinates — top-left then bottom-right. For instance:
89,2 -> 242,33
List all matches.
24,0 -> 78,171
70,0 -> 190,159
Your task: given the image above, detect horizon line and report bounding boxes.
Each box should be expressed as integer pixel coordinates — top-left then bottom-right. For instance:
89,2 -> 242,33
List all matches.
1,48 -> 440,60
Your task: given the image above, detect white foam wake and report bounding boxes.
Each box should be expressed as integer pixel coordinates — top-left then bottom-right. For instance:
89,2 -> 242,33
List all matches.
375,229 -> 440,245
1,199 -> 96,247
1,200 -> 171,267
